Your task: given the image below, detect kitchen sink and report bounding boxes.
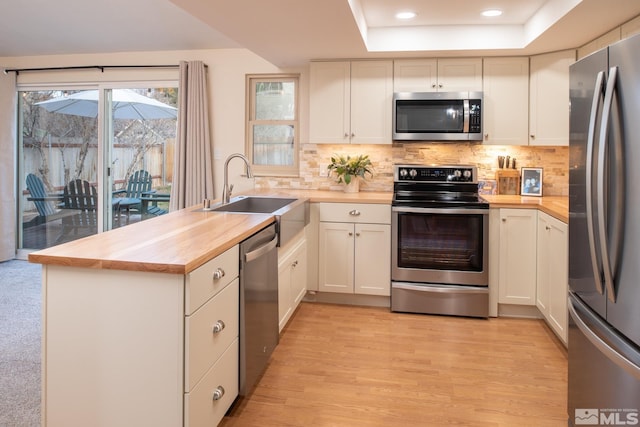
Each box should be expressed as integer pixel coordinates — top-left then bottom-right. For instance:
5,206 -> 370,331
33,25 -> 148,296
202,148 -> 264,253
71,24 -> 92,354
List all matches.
212,196 -> 297,214
210,196 -> 310,247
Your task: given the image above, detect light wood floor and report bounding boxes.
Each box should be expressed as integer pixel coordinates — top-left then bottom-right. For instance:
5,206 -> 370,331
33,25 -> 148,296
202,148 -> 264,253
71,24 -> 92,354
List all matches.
221,302 -> 568,427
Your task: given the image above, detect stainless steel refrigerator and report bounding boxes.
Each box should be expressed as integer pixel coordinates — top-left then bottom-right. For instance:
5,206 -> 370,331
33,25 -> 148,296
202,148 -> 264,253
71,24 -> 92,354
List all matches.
568,34 -> 640,425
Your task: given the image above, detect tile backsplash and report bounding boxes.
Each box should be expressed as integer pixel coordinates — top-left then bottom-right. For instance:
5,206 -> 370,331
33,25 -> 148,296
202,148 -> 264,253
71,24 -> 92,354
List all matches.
254,143 -> 569,196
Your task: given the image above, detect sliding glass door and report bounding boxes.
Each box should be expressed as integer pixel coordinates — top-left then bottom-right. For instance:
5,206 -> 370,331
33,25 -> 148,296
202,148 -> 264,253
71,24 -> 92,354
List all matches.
18,86 -> 177,251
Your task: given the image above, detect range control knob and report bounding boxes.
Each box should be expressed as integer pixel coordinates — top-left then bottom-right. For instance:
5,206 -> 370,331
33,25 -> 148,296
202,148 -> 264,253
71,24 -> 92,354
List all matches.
399,169 -> 408,178
454,170 -> 462,178
409,169 -> 418,178
463,170 -> 472,179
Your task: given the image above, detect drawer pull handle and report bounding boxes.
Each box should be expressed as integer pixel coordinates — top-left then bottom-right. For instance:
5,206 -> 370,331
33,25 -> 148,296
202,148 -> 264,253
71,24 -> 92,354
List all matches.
349,209 -> 361,216
212,385 -> 225,401
212,268 -> 225,280
212,320 -> 225,334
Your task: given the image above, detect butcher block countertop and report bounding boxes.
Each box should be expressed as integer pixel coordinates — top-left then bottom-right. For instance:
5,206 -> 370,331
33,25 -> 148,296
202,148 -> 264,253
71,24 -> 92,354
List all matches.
28,207 -> 275,274
28,189 -> 567,274
481,195 -> 569,223
245,188 -> 393,204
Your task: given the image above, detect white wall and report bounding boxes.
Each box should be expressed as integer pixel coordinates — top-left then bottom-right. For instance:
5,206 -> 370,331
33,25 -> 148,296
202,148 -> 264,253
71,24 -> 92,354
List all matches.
1,48 -> 307,198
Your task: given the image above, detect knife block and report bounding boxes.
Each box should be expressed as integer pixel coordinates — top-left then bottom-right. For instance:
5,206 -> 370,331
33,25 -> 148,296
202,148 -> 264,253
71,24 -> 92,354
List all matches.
496,169 -> 520,195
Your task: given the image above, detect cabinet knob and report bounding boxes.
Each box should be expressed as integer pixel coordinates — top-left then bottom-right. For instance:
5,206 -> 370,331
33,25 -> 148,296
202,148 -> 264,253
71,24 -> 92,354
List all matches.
212,320 -> 226,334
348,232 -> 353,236
292,260 -> 298,267
355,232 -> 360,237
546,225 -> 552,231
484,133 -> 489,139
212,268 -> 225,280
431,84 -> 437,88
212,386 -> 225,401
351,133 -> 355,138
344,133 -> 349,138
502,218 -> 507,222
530,134 -> 536,139
438,84 -> 443,88
349,209 -> 361,216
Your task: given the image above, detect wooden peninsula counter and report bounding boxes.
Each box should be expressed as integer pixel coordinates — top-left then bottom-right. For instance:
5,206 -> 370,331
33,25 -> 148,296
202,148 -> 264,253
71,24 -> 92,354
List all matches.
29,206 -> 275,427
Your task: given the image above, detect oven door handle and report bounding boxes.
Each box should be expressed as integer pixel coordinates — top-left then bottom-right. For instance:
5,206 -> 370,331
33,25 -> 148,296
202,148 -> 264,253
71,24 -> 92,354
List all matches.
392,206 -> 489,215
393,282 -> 488,294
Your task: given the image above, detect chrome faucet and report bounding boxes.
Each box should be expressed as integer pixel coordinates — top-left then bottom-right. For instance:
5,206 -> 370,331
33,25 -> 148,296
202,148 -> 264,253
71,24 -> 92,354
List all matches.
222,153 -> 254,204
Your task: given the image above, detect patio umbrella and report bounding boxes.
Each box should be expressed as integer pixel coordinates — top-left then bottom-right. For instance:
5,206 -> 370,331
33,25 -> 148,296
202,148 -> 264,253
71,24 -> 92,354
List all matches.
35,89 -> 177,120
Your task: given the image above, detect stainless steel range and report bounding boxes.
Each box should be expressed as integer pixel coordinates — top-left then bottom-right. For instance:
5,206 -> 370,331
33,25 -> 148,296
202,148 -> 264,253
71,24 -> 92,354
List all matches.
391,164 -> 489,318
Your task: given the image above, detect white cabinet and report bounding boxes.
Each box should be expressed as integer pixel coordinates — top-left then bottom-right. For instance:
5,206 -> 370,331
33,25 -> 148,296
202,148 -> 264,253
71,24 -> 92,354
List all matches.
309,60 -> 393,144
578,28 -> 621,59
278,233 -> 307,332
621,15 -> 640,40
536,211 -> 568,345
482,57 -> 529,145
529,50 -> 575,146
393,58 -> 482,92
318,203 -> 391,296
42,246 -> 240,427
497,209 -> 538,305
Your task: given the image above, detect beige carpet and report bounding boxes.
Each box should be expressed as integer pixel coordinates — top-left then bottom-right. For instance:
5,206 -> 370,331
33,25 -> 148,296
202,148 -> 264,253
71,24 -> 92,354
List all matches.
0,259 -> 41,427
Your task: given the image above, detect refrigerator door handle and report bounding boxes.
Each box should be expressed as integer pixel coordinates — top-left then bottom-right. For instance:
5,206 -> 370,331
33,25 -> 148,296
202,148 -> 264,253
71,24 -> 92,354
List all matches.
586,70 -> 606,295
597,66 -> 625,303
569,295 -> 640,380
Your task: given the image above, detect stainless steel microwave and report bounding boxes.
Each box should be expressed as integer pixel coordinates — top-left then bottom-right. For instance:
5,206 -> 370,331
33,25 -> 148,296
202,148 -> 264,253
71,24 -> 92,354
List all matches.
392,91 -> 483,141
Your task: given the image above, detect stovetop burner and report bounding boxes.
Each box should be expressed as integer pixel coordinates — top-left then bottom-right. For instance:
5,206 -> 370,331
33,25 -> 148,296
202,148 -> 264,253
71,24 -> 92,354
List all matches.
392,164 -> 488,209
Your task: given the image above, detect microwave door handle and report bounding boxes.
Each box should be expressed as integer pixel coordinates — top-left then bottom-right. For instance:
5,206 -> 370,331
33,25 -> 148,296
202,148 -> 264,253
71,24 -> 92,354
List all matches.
586,70 -> 606,295
463,99 -> 470,133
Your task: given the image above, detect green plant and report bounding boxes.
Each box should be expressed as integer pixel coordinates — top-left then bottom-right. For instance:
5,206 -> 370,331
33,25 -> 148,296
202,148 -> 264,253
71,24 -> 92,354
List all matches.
327,154 -> 373,184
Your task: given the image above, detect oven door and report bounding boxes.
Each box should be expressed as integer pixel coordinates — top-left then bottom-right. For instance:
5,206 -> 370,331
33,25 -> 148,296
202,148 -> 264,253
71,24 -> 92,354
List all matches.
391,206 -> 488,286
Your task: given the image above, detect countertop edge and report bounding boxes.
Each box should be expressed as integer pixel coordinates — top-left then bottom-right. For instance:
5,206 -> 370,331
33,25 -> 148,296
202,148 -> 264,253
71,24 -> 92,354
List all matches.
482,195 -> 568,223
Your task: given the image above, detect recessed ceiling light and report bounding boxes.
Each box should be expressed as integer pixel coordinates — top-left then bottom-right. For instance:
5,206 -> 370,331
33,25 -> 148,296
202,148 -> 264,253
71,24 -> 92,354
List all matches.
481,9 -> 503,17
396,11 -> 417,20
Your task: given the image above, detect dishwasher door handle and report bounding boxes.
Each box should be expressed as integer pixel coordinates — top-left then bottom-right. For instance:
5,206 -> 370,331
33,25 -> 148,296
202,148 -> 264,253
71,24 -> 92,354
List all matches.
244,235 -> 278,263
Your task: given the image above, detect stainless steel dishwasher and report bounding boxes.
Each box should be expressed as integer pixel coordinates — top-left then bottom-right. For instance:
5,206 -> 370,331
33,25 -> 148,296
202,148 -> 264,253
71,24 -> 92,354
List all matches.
239,223 -> 279,396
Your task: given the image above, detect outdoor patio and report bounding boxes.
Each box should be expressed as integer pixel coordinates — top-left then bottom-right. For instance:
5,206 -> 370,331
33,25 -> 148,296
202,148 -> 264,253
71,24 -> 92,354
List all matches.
22,210 -> 147,250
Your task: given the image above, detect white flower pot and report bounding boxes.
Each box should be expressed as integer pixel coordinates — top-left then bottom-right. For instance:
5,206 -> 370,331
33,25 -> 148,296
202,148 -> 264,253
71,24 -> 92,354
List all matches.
343,178 -> 360,193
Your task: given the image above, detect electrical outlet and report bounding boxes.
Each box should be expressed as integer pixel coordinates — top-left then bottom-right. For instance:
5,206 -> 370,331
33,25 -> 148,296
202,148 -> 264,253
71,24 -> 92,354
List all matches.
319,163 -> 328,177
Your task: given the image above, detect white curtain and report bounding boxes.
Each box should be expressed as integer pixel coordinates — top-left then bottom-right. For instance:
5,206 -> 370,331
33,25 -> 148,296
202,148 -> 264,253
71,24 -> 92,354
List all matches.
170,61 -> 214,211
0,70 -> 17,261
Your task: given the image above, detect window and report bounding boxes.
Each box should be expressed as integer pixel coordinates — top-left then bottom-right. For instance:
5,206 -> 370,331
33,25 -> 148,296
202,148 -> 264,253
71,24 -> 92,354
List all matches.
18,86 -> 177,252
246,74 -> 299,176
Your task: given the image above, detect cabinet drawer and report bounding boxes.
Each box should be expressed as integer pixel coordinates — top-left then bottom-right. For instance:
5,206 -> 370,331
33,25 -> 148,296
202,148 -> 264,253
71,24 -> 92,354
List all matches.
186,245 -> 239,314
184,338 -> 239,427
185,278 -> 239,392
319,203 -> 390,224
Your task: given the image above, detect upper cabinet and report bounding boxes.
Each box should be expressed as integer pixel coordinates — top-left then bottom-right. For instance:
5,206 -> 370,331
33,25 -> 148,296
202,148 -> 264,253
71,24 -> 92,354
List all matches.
482,57 -> 529,145
529,49 -> 576,146
578,28 -> 621,59
393,58 -> 482,92
309,60 -> 393,144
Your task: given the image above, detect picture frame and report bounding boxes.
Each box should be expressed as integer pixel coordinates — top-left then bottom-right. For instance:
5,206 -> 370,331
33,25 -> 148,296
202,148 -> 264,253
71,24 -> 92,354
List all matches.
521,167 -> 543,196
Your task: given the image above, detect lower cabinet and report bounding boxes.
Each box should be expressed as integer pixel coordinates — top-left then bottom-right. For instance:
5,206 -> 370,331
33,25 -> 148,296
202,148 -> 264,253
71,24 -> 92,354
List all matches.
318,203 -> 391,296
536,211 -> 568,344
497,208 -> 538,305
494,207 -> 569,345
278,234 -> 308,332
42,245 -> 240,427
